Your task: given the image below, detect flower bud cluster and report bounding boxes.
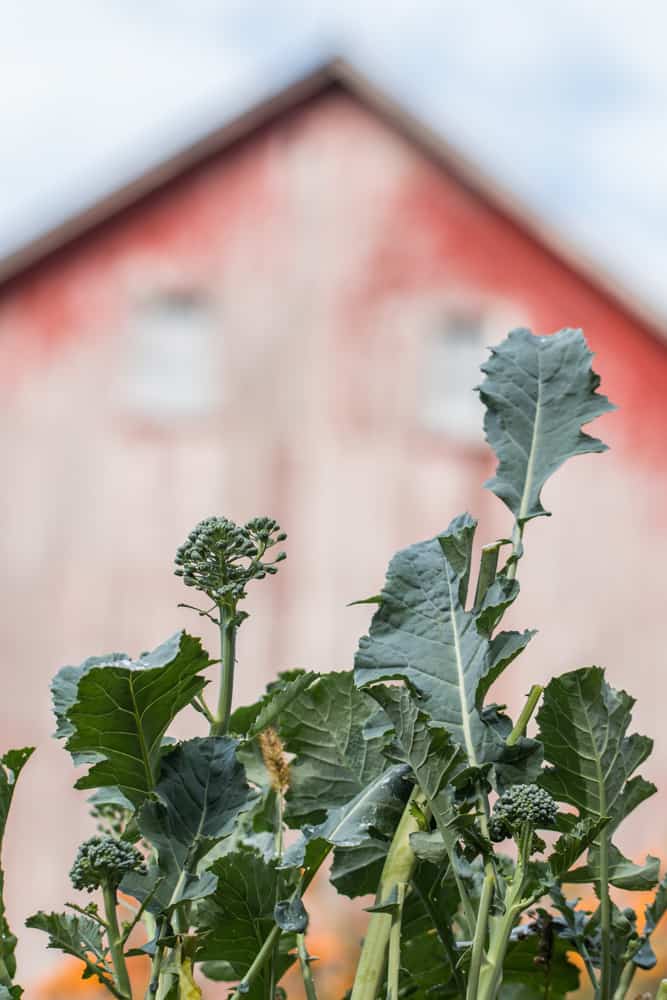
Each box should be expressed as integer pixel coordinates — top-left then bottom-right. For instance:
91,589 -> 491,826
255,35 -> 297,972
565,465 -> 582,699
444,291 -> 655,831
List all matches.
174,515 -> 287,608
69,836 -> 147,893
488,784 -> 558,843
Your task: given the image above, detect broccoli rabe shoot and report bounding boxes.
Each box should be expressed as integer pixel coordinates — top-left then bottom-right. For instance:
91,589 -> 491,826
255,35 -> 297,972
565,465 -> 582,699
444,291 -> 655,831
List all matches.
69,836 -> 146,893
174,515 -> 286,619
488,784 -> 558,845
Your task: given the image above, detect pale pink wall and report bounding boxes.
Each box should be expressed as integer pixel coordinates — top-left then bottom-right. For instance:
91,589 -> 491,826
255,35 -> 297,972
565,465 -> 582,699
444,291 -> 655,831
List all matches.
1,89 -> 667,980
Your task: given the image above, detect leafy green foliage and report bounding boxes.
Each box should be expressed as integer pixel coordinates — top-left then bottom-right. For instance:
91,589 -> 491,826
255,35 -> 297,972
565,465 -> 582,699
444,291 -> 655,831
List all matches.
479,327 -> 614,524
0,748 -> 33,991
25,911 -> 119,996
58,631 -> 211,806
123,737 -> 256,913
538,667 -> 656,890
229,669 -> 318,738
354,515 -> 532,769
195,846 -> 295,998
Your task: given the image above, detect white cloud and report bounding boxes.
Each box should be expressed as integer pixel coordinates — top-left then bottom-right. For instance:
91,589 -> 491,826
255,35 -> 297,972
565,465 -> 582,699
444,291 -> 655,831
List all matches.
1,0 -> 666,312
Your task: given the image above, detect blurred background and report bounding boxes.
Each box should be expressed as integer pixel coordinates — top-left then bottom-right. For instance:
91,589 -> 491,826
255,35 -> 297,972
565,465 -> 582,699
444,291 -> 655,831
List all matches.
2,1 -> 667,995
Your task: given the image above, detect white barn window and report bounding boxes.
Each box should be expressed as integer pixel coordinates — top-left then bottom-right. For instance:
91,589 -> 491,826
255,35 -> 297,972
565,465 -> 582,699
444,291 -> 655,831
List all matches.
119,292 -> 219,420
420,309 -> 488,442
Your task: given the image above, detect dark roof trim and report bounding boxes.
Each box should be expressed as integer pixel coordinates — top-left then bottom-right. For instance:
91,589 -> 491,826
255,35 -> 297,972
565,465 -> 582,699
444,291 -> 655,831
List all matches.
1,57 -> 665,343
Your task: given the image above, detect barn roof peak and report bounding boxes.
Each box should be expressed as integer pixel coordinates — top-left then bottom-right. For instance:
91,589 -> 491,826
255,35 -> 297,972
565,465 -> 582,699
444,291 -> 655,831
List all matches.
0,55 -> 665,343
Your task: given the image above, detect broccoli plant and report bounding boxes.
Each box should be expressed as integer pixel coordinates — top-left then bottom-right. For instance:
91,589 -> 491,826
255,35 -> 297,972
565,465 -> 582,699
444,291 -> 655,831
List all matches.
0,326 -> 665,998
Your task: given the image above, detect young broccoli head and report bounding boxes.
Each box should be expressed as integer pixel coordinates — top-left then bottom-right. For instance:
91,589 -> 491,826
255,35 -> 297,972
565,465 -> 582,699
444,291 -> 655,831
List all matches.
69,836 -> 146,893
489,784 -> 558,844
174,515 -> 287,613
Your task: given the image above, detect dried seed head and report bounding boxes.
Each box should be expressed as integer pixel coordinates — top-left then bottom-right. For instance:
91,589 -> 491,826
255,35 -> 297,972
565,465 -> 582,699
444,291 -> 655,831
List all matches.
258,727 -> 290,794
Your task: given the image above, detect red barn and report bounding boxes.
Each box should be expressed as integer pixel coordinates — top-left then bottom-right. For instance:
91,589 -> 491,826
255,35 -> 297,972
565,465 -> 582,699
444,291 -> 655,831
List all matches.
2,59 -> 666,980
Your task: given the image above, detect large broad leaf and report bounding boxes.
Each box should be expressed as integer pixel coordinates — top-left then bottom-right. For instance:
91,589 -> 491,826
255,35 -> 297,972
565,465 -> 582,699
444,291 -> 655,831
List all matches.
121,737 -> 256,913
538,667 -> 655,893
278,671 -> 392,825
60,632 -> 210,807
354,515 -> 532,769
25,911 -> 117,996
479,327 -> 614,524
195,846 -> 295,1000
0,748 -> 33,988
564,844 -> 659,891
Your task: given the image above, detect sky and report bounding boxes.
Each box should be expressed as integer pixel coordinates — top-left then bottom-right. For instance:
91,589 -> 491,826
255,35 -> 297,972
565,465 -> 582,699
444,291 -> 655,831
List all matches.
2,0 -> 667,311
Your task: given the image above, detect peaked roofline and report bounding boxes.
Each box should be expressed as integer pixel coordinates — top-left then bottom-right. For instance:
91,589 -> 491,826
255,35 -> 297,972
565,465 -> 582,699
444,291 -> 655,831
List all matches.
1,56 -> 665,343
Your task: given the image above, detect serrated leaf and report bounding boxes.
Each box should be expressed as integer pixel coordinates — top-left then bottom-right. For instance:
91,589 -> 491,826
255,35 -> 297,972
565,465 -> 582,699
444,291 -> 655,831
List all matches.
195,847 -> 295,999
229,670 -> 318,737
479,327 -> 614,524
62,632 -> 210,806
355,516 -> 532,769
548,817 -> 608,879
367,684 -> 467,860
0,747 -> 33,989
278,671 -> 392,825
122,737 -> 256,913
565,845 -> 659,891
25,911 -> 117,995
538,667 -> 655,898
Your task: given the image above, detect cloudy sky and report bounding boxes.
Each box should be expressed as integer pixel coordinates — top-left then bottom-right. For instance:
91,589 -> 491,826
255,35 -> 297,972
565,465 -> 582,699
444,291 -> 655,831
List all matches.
2,1 -> 666,311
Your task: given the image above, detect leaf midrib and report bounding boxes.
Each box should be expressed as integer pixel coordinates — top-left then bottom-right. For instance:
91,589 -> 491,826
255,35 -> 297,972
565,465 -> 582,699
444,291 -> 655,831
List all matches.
518,343 -> 543,522
445,573 -> 477,768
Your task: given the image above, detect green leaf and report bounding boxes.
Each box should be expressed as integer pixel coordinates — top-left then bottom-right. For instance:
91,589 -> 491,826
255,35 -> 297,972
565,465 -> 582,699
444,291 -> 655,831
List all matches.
229,670 -> 318,737
479,327 -> 614,524
547,817 -> 608,879
195,847 -> 295,999
62,632 -> 210,807
565,844 -> 659,891
500,928 -> 580,998
278,671 -> 392,825
538,667 -> 655,895
25,911 -> 117,995
0,987 -> 22,999
0,748 -> 33,988
122,737 -> 256,913
354,515 -> 532,768
367,684 -> 467,858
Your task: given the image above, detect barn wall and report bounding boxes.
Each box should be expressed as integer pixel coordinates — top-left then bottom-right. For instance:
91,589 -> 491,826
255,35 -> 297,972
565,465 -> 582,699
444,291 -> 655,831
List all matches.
1,89 -> 666,979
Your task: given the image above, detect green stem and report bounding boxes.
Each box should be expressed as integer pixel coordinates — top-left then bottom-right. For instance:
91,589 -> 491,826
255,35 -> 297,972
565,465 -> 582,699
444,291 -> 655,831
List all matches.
386,882 -> 407,1000
350,790 -> 421,1000
102,884 -> 132,1000
657,980 -> 667,999
269,791 -> 284,1000
505,522 -> 524,581
146,918 -> 167,1000
506,685 -> 543,746
466,869 -> 494,1000
211,607 -> 237,736
229,926 -> 281,1000
598,832 -> 611,999
297,933 -> 318,1000
611,956 -> 636,1000
476,825 -> 532,1000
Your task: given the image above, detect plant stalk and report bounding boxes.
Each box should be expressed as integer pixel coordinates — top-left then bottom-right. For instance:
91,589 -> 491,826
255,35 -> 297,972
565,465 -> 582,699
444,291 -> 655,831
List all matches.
102,884 -> 132,1000
611,956 -> 636,1000
506,685 -> 543,746
211,607 -> 237,736
229,926 -> 281,1000
385,881 -> 407,1000
350,789 -> 422,1000
466,869 -> 494,1000
297,933 -> 318,1000
657,980 -> 667,999
598,831 -> 611,999
476,825 -> 532,1000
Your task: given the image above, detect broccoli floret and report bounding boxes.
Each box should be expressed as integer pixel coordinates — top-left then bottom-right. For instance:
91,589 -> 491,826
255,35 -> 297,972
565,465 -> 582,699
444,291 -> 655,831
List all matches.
489,784 -> 558,844
69,836 -> 146,893
174,515 -> 287,610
